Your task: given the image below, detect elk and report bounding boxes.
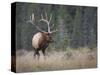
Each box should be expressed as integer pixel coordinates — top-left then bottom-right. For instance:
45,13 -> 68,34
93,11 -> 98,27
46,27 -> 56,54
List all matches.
28,13 -> 57,59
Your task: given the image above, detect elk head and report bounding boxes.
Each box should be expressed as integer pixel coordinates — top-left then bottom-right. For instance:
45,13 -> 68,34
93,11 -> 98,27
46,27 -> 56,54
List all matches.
28,12 -> 57,59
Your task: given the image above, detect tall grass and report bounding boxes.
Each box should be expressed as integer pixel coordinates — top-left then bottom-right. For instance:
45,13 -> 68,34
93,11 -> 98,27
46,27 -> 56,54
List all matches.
16,48 -> 97,72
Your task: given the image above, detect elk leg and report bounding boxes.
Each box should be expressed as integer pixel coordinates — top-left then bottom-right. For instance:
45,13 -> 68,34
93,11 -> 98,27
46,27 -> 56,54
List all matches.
34,50 -> 39,59
34,50 -> 36,59
36,51 -> 40,60
42,50 -> 46,60
42,50 -> 45,56
34,50 -> 40,60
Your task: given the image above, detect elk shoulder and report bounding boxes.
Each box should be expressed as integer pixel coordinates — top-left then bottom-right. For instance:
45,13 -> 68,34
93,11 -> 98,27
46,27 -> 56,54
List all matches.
32,32 -> 43,49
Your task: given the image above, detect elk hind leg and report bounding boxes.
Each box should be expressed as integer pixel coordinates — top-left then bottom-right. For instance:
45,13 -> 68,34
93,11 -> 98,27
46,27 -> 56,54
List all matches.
34,50 -> 40,60
36,51 -> 40,60
42,50 -> 46,60
34,50 -> 36,59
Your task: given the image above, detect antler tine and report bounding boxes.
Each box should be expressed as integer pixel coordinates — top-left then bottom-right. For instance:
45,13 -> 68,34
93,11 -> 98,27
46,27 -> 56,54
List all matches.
32,13 -> 35,22
39,15 -> 49,25
49,14 -> 52,23
27,13 -> 46,33
48,24 -> 50,33
51,29 -> 58,33
50,24 -> 58,33
51,24 -> 54,29
27,13 -> 35,24
47,13 -> 52,33
39,13 -> 52,33
45,12 -> 51,33
41,14 -> 44,19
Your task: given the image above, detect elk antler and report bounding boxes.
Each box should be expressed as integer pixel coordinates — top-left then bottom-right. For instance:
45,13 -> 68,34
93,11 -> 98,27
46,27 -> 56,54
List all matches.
27,13 -> 46,33
28,13 -> 58,33
39,12 -> 52,33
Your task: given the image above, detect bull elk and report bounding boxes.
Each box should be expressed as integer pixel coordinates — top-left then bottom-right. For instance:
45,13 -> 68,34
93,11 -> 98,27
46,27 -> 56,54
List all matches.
28,13 -> 57,59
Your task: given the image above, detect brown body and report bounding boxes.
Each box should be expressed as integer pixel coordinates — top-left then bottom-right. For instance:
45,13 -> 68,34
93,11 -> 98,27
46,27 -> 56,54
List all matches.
32,32 -> 52,59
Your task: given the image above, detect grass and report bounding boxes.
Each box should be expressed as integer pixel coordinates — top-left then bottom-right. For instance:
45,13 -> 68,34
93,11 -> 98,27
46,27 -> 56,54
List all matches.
16,48 -> 97,73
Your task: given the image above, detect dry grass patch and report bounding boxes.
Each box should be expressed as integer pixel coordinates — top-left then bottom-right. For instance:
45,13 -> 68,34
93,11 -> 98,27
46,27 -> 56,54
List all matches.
16,48 -> 97,72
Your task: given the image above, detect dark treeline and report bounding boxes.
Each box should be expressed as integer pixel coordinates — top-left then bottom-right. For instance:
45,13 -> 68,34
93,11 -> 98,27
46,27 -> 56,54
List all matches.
15,2 -> 97,50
